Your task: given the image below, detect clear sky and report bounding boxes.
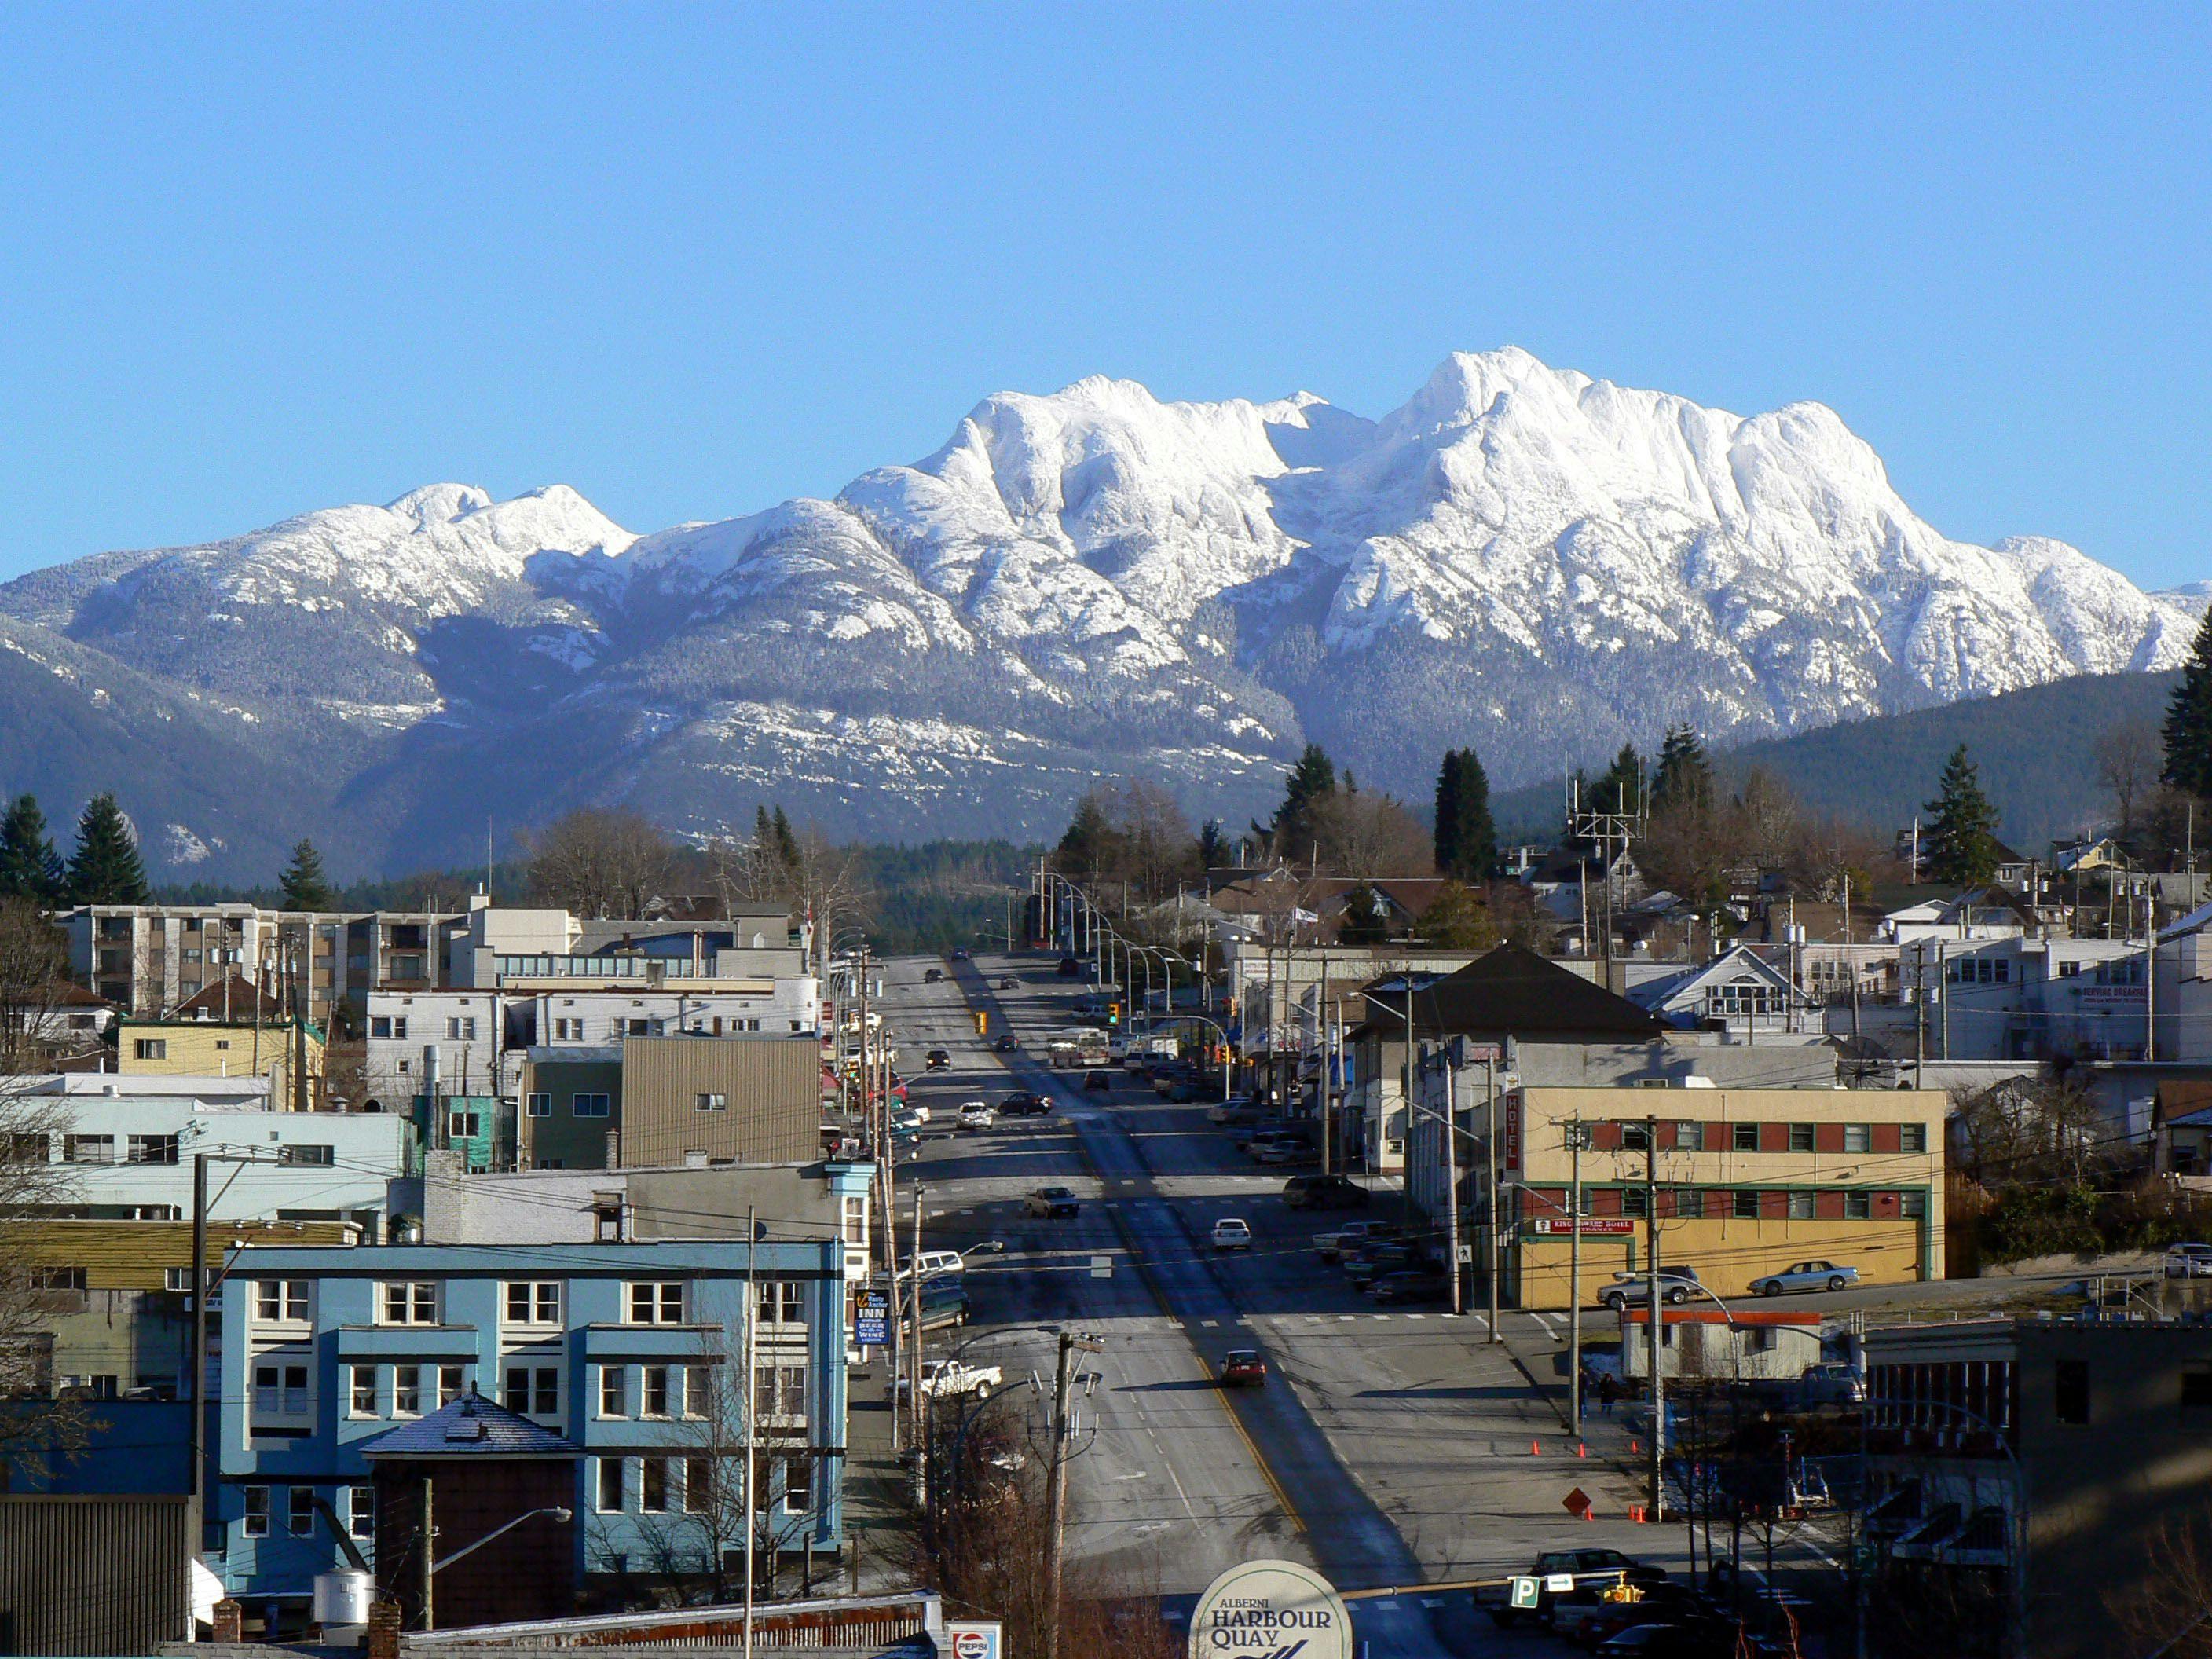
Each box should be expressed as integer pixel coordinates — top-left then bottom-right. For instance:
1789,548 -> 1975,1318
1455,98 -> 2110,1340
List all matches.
1,5 -> 2207,589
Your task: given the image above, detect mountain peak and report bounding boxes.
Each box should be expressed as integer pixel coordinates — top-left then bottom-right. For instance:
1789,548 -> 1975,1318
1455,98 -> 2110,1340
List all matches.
387,482 -> 493,525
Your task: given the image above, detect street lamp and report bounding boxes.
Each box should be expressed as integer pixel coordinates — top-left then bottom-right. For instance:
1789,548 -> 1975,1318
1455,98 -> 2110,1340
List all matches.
431,1506 -> 571,1573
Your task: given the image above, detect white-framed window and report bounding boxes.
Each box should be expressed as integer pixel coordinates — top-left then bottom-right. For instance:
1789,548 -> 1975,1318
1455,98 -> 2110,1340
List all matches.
63,1134 -> 115,1165
278,1144 -> 334,1166
526,1093 -> 551,1118
756,1361 -> 808,1424
600,1365 -> 626,1419
504,1281 -> 562,1326
842,1196 -> 867,1246
596,1456 -> 624,1512
573,1093 -> 611,1119
642,1365 -> 670,1418
255,1280 -> 311,1324
684,1364 -> 709,1418
628,1281 -> 685,1325
126,1133 -> 179,1165
289,1486 -> 316,1536
696,1092 -> 728,1112
349,1364 -> 377,1418
756,1280 -> 804,1325
369,1015 -> 408,1040
784,1455 -> 814,1515
554,1017 -> 584,1042
347,1485 -> 375,1539
437,1365 -> 464,1408
243,1486 -> 271,1536
447,1016 -> 478,1041
448,1108 -> 481,1141
394,1364 -> 422,1417
504,1364 -> 559,1419
381,1282 -> 439,1325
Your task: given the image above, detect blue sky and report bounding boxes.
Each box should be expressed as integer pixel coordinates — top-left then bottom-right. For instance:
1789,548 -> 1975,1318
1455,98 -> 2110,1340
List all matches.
0,5 -> 2207,588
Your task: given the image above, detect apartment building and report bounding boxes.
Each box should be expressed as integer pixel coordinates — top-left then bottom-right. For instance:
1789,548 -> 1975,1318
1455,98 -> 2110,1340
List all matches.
516,1048 -> 622,1170
210,1239 -> 849,1618
114,978 -> 327,1108
8,1073 -> 413,1235
65,905 -> 379,1028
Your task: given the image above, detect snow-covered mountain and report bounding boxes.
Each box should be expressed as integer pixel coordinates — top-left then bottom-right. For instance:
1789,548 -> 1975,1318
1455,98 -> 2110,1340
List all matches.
0,347 -> 2194,877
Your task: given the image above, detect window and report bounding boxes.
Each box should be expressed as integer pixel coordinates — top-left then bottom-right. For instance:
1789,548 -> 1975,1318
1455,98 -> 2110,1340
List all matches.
696,1092 -> 728,1112
505,1282 -> 562,1325
629,1282 -> 686,1325
1845,1192 -> 1873,1221
778,1364 -> 806,1419
685,1365 -> 709,1417
4,1133 -> 48,1164
1844,1124 -> 1871,1155
64,1134 -> 115,1165
368,1015 -> 406,1040
1734,1122 -> 1760,1153
640,1458 -> 669,1513
382,1282 -> 439,1324
597,1457 -> 624,1512
600,1365 -> 626,1419
643,1366 -> 670,1418
126,1133 -> 179,1165
1902,1190 -> 1928,1221
1789,1123 -> 1815,1153
1621,1188 -> 1649,1218
2056,1359 -> 2091,1425
31,1267 -> 86,1291
134,1038 -> 169,1061
350,1364 -> 377,1417
1733,1190 -> 1762,1220
843,1196 -> 868,1246
243,1486 -> 270,1537
438,1366 -> 463,1408
1745,1328 -> 1779,1353
504,1365 -> 558,1418
684,1457 -> 714,1512
254,1362 -> 310,1416
1902,1123 -> 1928,1155
255,1280 -> 310,1323
554,1017 -> 584,1042
758,1280 -> 804,1325
447,1016 -> 478,1041
573,1093 -> 611,1119
526,1093 -> 551,1118
1789,1191 -> 1815,1221
1621,1121 -> 1651,1151
1674,1122 -> 1704,1152
786,1456 -> 814,1514
394,1365 -> 422,1417
347,1486 -> 375,1539
448,1109 -> 481,1141
277,1144 -> 334,1166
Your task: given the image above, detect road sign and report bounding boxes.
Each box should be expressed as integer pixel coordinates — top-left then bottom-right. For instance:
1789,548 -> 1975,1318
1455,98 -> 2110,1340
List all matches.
1090,1254 -> 1113,1279
1190,1561 -> 1351,1659
1563,1486 -> 1592,1518
1456,1244 -> 1474,1265
1544,1573 -> 1575,1593
1510,1577 -> 1541,1610
855,1291 -> 889,1348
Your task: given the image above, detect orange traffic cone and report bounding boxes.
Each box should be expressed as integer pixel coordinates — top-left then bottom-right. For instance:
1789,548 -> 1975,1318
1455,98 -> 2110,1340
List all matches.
1631,1437 -> 1641,1454
1531,1439 -> 1541,1456
1577,1441 -> 1587,1458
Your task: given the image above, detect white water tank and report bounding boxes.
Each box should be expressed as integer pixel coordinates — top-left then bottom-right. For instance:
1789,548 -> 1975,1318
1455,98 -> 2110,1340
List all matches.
313,1569 -> 374,1643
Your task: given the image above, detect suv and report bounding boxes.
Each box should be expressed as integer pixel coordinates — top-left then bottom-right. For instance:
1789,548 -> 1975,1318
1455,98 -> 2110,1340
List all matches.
1599,1265 -> 1702,1310
1057,958 -> 1082,978
925,1048 -> 951,1071
1083,1070 -> 1113,1093
1283,1174 -> 1368,1210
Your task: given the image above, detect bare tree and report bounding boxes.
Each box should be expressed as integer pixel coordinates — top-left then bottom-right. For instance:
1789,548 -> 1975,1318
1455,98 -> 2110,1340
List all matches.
1308,789 -> 1432,879
2097,718 -> 2162,841
2108,1509 -> 2212,1659
522,808 -> 675,919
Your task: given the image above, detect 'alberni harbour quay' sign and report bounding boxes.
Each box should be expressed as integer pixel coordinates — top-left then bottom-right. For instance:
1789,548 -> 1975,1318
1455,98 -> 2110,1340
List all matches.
1188,1559 -> 1353,1658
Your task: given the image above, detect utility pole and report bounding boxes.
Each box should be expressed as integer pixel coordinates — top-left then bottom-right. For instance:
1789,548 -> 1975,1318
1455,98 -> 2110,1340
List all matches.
1568,1120 -> 1584,1437
1484,1053 -> 1500,1339
909,1184 -> 926,1470
2145,888 -> 2159,1062
1042,1330 -> 1103,1659
1401,972 -> 1417,1228
744,1203 -> 757,1657
1646,1113 -> 1664,1523
419,1477 -> 435,1631
1441,1057 -> 1462,1318
187,1152 -> 208,1547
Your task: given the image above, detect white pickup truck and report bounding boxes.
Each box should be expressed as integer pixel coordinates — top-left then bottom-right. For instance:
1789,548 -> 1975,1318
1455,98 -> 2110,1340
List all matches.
895,1359 -> 1002,1401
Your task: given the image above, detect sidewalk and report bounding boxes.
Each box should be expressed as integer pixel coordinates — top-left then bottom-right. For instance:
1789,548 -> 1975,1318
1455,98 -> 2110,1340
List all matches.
840,1365 -> 915,1595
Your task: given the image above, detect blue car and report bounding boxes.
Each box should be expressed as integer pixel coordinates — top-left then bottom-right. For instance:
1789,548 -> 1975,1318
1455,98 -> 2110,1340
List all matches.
1750,1259 -> 1859,1295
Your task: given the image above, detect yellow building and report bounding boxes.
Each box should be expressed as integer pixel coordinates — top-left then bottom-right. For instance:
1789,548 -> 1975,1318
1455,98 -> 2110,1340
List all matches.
113,979 -> 327,1108
1505,1085 -> 1946,1309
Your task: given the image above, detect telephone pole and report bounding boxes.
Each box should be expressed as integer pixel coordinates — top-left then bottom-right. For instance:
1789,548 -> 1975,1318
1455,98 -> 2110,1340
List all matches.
1568,1119 -> 1585,1437
1042,1329 -> 1104,1659
1646,1113 -> 1664,1522
1484,1053 -> 1500,1341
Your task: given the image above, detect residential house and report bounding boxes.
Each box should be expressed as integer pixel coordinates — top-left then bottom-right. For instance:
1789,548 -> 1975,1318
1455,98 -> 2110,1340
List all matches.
1628,944 -> 1820,1037
115,976 -> 328,1108
211,1240 -> 850,1621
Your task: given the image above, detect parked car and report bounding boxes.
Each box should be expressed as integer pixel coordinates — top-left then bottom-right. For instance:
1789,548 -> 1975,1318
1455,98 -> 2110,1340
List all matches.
1599,1266 -> 1702,1310
924,968 -> 944,983
2168,1243 -> 2212,1278
1283,1174 -> 1368,1210
1209,1100 -> 1264,1125
1083,1070 -> 1113,1093
1218,1350 -> 1268,1388
898,1249 -> 966,1280
999,976 -> 1018,990
1570,1584 -> 1713,1650
1026,1187 -> 1081,1218
1479,1549 -> 1665,1627
1750,1260 -> 1859,1296
1345,1243 -> 1426,1284
957,1101 -> 996,1131
1315,1221 -> 1401,1262
896,1358 -> 998,1400
1254,1140 -> 1320,1166
917,1286 -> 969,1331
1211,1217 -> 1254,1252
906,1102 -> 932,1123
925,1048 -> 951,1071
1368,1265 -> 1451,1304
1795,1361 -> 1866,1407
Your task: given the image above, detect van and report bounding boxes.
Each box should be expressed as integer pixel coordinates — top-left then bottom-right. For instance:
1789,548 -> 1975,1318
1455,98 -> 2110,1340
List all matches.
899,1250 -> 965,1280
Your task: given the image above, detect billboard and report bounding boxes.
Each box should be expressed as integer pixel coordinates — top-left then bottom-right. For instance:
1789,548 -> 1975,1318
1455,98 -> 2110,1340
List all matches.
1188,1558 -> 1353,1659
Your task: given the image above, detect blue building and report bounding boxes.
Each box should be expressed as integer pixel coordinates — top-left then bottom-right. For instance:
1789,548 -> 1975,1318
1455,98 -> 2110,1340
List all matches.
211,1237 -> 848,1616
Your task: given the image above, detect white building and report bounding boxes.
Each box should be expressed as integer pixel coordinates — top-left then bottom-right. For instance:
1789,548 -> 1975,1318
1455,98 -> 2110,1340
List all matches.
5,1074 -> 412,1235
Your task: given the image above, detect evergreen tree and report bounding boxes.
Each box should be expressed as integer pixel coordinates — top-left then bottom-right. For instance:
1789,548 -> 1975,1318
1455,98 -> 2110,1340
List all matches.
771,807 -> 803,877
1923,744 -> 2002,886
1417,880 -> 1498,949
1593,743 -> 1644,817
1649,725 -> 1714,814
64,793 -> 149,904
1270,744 -> 1337,861
0,794 -> 63,902
753,804 -> 775,854
2163,610 -> 2212,799
1433,749 -> 1496,881
1197,819 -> 1227,870
278,839 -> 335,911
1053,793 -> 1119,877
1337,887 -> 1389,945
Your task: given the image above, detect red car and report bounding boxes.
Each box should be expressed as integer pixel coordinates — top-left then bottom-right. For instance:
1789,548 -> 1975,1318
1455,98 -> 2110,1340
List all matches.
1218,1350 -> 1267,1388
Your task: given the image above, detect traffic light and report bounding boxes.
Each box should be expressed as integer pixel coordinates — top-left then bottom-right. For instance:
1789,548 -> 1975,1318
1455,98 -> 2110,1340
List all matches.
973,1009 -> 988,1035
1108,1002 -> 1121,1027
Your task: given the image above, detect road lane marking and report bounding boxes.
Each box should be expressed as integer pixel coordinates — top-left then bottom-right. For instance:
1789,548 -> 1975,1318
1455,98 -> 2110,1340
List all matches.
1200,1319 -> 1220,1328
1531,1313 -> 1561,1336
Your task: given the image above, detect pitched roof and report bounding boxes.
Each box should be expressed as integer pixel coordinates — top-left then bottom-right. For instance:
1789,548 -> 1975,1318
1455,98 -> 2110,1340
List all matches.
358,1390 -> 582,1459
170,976 -> 288,1020
1356,944 -> 1666,1041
